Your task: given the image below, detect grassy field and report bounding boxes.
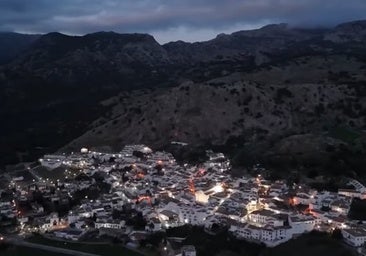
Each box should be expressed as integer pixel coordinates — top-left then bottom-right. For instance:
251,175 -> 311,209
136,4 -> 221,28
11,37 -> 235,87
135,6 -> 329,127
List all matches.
328,126 -> 361,143
27,235 -> 144,256
261,232 -> 355,256
181,226 -> 264,256
1,245 -> 68,256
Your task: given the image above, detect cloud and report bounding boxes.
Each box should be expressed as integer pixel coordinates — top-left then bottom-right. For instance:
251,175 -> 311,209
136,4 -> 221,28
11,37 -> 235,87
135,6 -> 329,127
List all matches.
0,0 -> 365,43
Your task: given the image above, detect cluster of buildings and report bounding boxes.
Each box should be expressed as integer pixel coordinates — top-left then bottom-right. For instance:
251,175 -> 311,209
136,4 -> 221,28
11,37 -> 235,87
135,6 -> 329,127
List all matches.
2,144 -> 366,253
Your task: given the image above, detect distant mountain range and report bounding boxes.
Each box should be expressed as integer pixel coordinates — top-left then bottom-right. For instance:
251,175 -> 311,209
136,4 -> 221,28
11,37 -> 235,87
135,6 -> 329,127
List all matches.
2,20 -> 366,89
1,20 -> 366,175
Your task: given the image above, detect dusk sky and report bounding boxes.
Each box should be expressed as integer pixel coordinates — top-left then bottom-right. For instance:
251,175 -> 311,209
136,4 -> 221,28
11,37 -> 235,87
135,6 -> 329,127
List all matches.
1,0 -> 366,43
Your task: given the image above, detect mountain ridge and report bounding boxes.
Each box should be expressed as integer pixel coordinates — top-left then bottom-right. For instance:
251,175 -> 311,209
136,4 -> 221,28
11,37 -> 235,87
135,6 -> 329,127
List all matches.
1,19 -> 366,170
2,19 -> 366,65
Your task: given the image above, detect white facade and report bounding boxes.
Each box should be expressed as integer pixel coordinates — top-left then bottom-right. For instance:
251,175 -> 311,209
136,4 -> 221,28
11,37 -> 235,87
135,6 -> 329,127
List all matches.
338,189 -> 361,198
293,193 -> 312,205
230,222 -> 291,247
289,215 -> 316,234
342,229 -> 366,247
248,209 -> 283,227
181,245 -> 196,256
39,154 -> 66,169
54,230 -> 84,241
145,220 -> 162,232
94,219 -> 125,229
195,190 -> 209,204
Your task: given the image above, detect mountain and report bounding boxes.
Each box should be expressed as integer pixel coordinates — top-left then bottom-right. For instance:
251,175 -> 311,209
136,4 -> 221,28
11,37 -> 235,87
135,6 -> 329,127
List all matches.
0,32 -> 40,64
61,65 -> 366,176
63,79 -> 365,149
325,20 -> 366,42
2,21 -> 366,88
1,20 -> 366,172
5,31 -> 170,86
163,23 -> 327,65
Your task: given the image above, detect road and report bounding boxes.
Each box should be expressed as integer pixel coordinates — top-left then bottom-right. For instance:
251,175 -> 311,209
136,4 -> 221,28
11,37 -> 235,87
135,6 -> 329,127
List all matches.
27,166 -> 42,181
7,237 -> 101,256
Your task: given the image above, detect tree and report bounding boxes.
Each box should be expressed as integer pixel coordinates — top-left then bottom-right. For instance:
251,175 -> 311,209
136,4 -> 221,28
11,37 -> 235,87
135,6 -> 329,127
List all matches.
331,228 -> 343,240
149,222 -> 155,231
307,169 -> 319,179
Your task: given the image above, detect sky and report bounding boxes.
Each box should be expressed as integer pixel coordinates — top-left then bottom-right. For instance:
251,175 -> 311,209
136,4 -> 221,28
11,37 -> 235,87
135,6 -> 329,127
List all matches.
0,0 -> 365,43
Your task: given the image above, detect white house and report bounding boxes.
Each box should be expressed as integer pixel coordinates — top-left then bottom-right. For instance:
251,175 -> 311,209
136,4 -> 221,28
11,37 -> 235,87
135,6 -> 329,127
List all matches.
248,209 -> 284,227
338,189 -> 361,198
53,229 -> 84,241
260,226 -> 289,242
195,190 -> 209,204
180,207 -> 209,225
39,154 -> 66,169
342,228 -> 366,247
67,211 -> 80,224
347,179 -> 366,193
146,218 -> 162,232
42,212 -> 64,230
229,222 -> 291,247
94,218 -> 125,229
330,199 -> 350,215
159,209 -> 181,228
181,245 -> 196,256
293,193 -> 312,205
289,215 -> 316,234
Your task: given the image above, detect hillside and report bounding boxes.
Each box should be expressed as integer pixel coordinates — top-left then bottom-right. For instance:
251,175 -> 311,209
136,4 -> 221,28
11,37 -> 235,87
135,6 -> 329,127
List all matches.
0,32 -> 40,64
2,20 -> 366,167
62,70 -> 366,175
64,79 -> 365,148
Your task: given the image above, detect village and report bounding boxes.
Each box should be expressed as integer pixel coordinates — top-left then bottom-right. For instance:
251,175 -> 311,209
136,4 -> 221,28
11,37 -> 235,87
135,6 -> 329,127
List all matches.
1,144 -> 366,255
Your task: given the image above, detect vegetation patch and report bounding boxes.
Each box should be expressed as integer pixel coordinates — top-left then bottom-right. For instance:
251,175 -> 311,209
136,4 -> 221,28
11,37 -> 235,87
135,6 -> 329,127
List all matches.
328,126 -> 360,143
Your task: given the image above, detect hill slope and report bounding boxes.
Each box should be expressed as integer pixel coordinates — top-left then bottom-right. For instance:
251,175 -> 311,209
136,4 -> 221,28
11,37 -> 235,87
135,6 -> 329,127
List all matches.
2,20 -> 366,167
62,72 -> 366,175
0,32 -> 40,64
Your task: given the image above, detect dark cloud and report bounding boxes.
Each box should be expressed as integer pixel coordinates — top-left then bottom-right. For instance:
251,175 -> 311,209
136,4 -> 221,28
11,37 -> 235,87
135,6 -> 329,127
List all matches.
0,0 -> 365,43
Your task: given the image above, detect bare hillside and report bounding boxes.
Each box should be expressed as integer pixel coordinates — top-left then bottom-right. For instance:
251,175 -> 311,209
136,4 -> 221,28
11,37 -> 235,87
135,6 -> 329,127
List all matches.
63,79 -> 365,150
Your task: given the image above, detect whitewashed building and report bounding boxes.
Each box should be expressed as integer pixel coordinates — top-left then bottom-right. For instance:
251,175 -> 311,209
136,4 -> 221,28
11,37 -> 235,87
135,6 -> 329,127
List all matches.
94,218 -> 125,229
342,228 -> 366,247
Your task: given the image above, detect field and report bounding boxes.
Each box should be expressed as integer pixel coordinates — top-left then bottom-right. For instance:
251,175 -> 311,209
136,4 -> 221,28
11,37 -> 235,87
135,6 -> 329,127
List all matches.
1,245 -> 68,256
26,235 -> 144,256
261,231 -> 356,256
328,127 -> 361,143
